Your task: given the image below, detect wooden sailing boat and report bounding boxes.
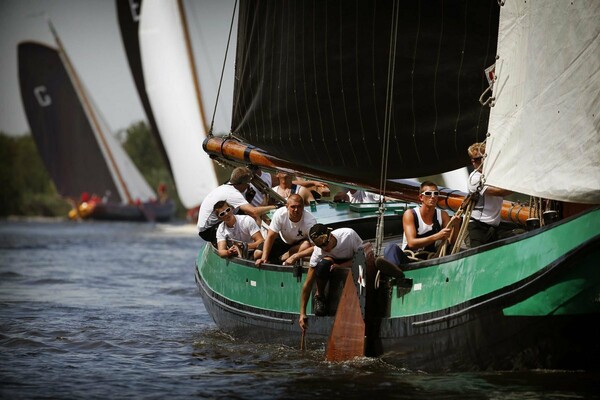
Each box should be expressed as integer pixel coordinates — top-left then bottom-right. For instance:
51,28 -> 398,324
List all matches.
136,0 -> 221,213
195,0 -> 600,371
18,21 -> 175,222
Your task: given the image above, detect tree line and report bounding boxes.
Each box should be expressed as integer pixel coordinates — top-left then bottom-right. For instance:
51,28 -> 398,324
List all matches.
0,121 -> 186,219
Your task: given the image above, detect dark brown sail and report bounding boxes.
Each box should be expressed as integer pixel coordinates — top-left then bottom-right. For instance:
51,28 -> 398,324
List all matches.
18,42 -> 121,202
231,0 -> 499,188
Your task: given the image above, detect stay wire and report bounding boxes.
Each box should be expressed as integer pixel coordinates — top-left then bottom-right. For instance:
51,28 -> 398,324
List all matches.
209,0 -> 238,137
375,0 -> 400,256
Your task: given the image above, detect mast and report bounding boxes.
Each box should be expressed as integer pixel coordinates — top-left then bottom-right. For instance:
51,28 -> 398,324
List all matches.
47,18 -> 134,204
177,0 -> 209,134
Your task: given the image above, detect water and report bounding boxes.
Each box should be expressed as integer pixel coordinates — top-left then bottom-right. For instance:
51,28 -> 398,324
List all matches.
1,220 -> 598,399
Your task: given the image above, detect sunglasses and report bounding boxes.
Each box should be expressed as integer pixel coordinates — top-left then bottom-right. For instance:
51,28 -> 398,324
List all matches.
421,191 -> 439,197
471,156 -> 483,161
217,207 -> 232,217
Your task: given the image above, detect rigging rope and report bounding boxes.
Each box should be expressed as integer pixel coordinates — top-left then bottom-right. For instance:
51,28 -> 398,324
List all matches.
375,0 -> 401,257
434,193 -> 477,258
208,0 -> 238,137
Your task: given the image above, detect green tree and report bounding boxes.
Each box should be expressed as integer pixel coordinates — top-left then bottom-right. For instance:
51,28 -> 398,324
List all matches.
0,132 -> 69,217
1,121 -> 194,219
120,121 -> 185,218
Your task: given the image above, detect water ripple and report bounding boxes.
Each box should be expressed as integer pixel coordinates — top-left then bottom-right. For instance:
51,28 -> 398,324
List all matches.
0,220 -> 597,399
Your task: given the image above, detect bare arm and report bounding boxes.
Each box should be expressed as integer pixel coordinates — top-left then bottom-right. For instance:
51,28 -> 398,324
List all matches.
299,268 -> 316,332
239,203 -> 277,219
255,229 -> 277,266
293,179 -> 328,189
298,186 -> 315,205
283,241 -> 314,265
216,240 -> 237,258
248,231 -> 264,250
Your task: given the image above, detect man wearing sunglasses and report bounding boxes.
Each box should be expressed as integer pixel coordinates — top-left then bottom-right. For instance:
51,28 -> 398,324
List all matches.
467,142 -> 513,247
255,194 -> 317,267
197,167 -> 278,243
213,201 -> 265,260
402,181 -> 458,253
299,223 -> 363,331
376,181 -> 458,273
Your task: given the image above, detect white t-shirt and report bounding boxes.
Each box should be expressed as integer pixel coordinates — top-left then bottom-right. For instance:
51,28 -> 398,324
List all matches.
468,170 -> 504,226
249,171 -> 272,206
216,215 -> 261,244
196,184 -> 249,232
309,228 -> 363,267
268,207 -> 317,244
347,190 -> 382,203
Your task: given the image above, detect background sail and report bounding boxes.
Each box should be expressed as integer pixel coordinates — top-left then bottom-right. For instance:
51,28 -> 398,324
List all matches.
115,0 -> 173,177
18,42 -> 155,204
19,42 -> 121,201
485,1 -> 600,204
89,90 -> 157,204
231,0 -> 499,188
139,0 -> 219,209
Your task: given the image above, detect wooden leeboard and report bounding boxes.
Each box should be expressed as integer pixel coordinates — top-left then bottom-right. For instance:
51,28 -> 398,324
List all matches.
325,272 -> 365,361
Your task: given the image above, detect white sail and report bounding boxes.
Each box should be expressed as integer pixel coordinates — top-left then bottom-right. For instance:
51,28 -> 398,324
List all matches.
485,1 -> 600,204
139,0 -> 219,209
91,93 -> 156,203
440,168 -> 468,193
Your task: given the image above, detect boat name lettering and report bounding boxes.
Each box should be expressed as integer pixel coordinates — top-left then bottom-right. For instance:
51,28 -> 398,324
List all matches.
34,86 -> 52,107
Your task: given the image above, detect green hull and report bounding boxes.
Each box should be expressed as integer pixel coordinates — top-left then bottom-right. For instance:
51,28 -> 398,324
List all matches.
196,205 -> 600,370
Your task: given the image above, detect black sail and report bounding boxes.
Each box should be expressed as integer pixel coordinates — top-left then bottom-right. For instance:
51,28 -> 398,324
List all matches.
231,0 -> 499,186
115,0 -> 173,177
18,42 -> 121,202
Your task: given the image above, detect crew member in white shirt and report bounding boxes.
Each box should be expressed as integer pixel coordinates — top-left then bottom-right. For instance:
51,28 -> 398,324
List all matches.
255,194 -> 316,267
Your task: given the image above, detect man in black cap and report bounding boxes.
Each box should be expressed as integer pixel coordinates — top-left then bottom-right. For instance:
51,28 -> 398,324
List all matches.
299,224 -> 363,332
196,167 -> 277,243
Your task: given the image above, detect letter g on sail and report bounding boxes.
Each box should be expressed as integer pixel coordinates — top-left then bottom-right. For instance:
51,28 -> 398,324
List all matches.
34,86 -> 52,107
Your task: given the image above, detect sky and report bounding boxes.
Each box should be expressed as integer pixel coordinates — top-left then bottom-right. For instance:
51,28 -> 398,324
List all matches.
0,0 -> 236,137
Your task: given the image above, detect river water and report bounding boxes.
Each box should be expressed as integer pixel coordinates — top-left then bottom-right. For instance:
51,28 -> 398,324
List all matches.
1,219 -> 598,399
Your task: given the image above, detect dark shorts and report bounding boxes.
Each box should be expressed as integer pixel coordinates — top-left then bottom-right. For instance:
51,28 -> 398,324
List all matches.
314,259 -> 333,279
199,223 -> 220,244
313,257 -> 350,280
468,220 -> 516,248
383,243 -> 412,265
268,237 -> 303,264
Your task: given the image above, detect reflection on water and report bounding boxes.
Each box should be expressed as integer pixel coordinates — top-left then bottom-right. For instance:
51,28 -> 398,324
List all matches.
0,219 -> 598,399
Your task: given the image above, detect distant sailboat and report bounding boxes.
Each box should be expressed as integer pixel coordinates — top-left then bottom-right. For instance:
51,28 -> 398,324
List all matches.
115,0 -> 172,178
137,0 -> 219,211
18,21 -> 175,222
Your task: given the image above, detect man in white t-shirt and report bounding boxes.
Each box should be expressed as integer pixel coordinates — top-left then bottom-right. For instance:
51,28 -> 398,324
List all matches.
299,224 -> 363,331
467,142 -> 513,247
255,194 -> 316,267
196,167 -> 277,243
213,201 -> 264,260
